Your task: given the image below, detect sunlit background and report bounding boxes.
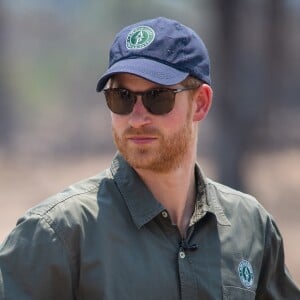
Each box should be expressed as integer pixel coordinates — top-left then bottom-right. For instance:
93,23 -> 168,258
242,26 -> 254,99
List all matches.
1,0 -> 300,284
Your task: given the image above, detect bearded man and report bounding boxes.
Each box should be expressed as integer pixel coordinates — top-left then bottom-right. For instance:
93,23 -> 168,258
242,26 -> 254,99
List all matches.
1,17 -> 299,300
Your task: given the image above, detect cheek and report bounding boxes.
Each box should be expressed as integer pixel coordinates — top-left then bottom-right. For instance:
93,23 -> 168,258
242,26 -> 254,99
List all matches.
111,116 -> 124,138
111,114 -> 126,130
166,102 -> 192,127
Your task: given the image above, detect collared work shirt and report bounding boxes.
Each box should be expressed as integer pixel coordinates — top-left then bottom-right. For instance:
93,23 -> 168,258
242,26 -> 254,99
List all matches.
0,153 -> 299,299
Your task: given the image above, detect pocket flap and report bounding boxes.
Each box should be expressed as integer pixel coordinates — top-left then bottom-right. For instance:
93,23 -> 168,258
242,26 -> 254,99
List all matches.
223,286 -> 255,300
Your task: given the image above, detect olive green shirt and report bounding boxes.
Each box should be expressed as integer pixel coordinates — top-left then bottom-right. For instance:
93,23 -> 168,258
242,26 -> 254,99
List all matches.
0,153 -> 299,299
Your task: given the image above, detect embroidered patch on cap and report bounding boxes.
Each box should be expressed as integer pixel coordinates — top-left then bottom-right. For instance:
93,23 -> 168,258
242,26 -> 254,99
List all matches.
126,26 -> 155,50
238,260 -> 254,289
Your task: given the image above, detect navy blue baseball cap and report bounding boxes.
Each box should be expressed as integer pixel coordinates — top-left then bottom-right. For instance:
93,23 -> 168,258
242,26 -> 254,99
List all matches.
96,17 -> 211,92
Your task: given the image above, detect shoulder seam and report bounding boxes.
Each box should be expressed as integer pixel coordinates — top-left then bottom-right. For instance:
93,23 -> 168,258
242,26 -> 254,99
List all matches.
206,181 -> 256,201
28,182 -> 100,219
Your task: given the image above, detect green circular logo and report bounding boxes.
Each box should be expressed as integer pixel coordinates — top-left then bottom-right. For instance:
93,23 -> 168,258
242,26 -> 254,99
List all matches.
126,26 -> 155,50
238,260 -> 254,289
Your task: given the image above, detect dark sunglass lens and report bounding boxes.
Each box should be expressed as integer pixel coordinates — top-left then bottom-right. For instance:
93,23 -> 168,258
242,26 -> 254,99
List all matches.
144,90 -> 175,115
104,89 -> 135,115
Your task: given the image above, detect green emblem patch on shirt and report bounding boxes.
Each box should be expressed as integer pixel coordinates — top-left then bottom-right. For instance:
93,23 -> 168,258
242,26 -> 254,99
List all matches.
238,260 -> 254,289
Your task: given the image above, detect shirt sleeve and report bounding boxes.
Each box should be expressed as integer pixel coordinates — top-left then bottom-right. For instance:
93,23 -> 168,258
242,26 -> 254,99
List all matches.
256,216 -> 300,299
0,214 -> 75,300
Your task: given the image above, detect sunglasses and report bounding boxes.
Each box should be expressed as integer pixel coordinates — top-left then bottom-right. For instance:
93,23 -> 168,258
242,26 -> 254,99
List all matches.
103,86 -> 198,115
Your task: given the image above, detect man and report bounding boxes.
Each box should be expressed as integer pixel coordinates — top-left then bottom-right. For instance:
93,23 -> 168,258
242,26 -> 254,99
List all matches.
0,17 -> 299,299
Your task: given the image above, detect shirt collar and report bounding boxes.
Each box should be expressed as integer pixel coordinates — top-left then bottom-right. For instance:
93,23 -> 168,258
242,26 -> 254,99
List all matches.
190,164 -> 231,227
110,153 -> 164,229
200,167 -> 231,226
110,153 -> 230,229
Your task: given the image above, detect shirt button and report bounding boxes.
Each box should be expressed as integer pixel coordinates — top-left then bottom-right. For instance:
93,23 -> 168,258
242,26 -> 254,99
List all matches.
161,211 -> 168,218
179,251 -> 186,259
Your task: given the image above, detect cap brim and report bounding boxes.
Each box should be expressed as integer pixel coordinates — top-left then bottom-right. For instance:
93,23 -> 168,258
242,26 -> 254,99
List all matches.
96,58 -> 189,92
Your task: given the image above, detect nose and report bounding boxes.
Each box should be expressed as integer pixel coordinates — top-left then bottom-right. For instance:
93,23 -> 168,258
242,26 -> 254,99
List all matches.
128,97 -> 151,128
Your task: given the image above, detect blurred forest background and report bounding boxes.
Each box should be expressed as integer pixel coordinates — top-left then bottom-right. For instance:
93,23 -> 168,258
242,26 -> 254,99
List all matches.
0,0 -> 300,284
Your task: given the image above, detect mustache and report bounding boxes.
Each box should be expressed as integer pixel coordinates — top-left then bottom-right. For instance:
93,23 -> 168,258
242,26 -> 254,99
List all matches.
123,127 -> 161,136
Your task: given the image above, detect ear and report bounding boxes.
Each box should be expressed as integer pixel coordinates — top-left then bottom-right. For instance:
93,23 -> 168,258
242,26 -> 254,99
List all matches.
192,84 -> 213,122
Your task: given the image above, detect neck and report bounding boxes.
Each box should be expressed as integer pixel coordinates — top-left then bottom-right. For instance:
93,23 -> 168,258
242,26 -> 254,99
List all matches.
135,152 -> 197,238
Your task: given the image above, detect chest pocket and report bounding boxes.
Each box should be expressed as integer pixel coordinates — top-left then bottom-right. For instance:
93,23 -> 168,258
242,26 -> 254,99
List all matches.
223,286 -> 256,300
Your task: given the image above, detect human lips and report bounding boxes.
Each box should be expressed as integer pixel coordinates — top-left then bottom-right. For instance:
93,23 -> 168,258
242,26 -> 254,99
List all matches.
127,135 -> 157,145
124,128 -> 160,145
